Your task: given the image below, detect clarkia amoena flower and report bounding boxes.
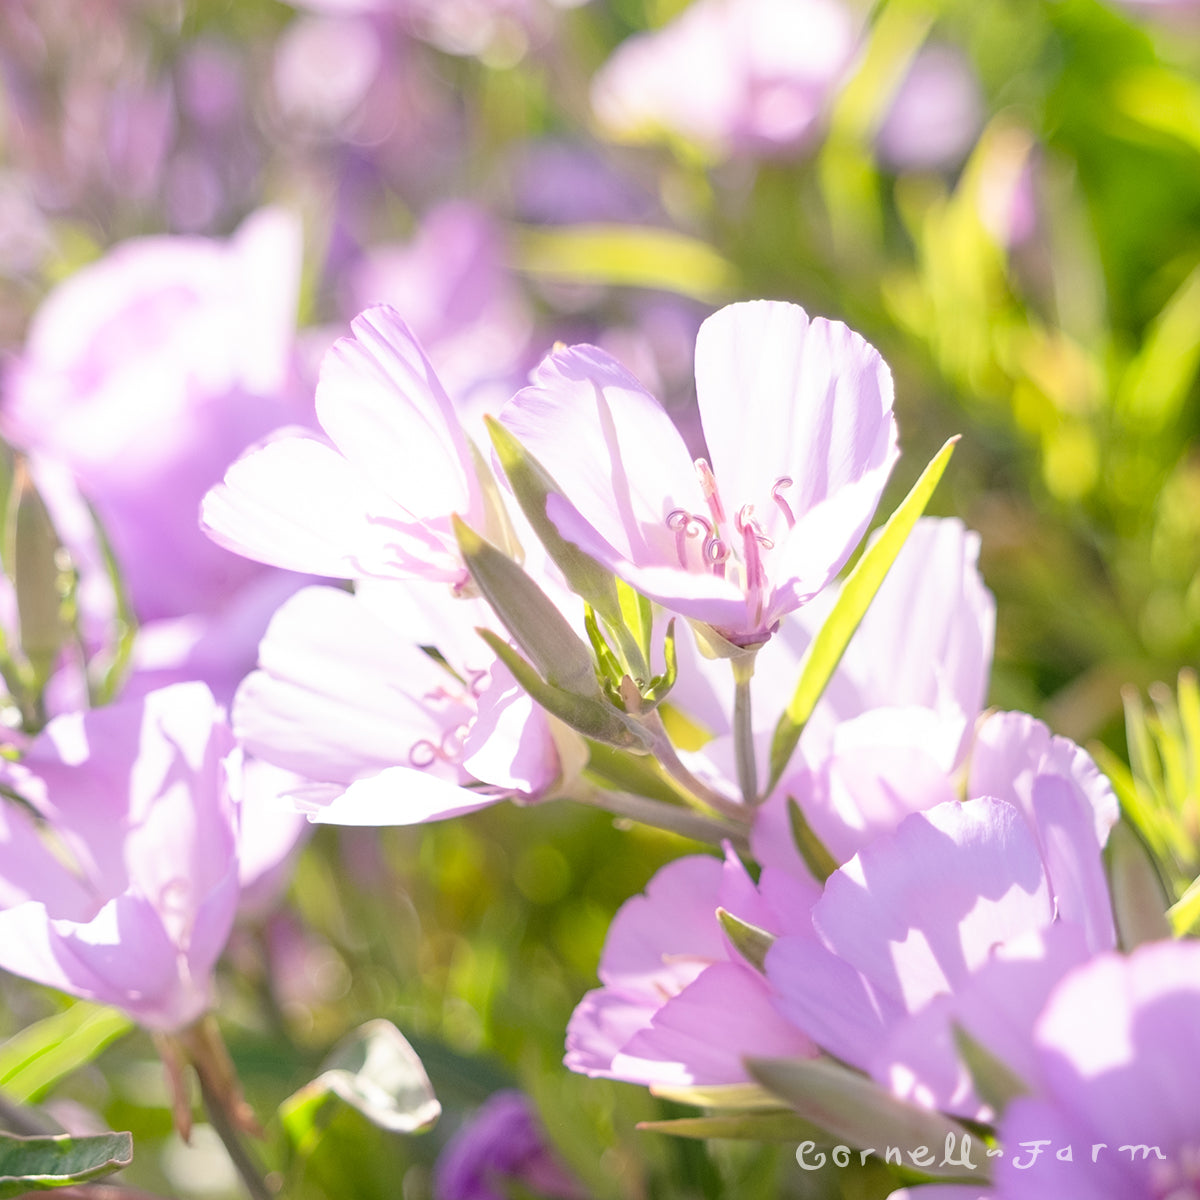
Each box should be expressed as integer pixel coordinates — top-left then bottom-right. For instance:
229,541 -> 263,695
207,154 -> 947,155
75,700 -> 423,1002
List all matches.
499,300 -> 899,646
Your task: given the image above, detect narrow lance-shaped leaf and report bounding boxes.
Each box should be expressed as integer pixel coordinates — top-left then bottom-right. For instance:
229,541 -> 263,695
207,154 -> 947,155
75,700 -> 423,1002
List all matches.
768,437 -> 958,790
0,1131 -> 133,1197
787,797 -> 839,884
454,516 -> 599,700
485,417 -> 649,680
746,1056 -> 985,1181
1107,819 -> 1172,950
637,1111 -> 827,1143
716,907 -> 774,973
478,630 -> 654,753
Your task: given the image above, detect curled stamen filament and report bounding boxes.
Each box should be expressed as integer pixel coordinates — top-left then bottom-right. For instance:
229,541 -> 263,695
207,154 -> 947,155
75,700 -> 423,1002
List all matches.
772,477 -> 796,528
409,740 -> 439,769
465,667 -> 490,697
736,504 -> 774,550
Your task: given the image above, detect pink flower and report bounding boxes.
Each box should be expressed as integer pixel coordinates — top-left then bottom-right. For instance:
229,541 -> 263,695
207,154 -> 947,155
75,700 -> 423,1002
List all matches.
0,684 -> 241,1031
231,582 -> 562,825
565,850 -> 813,1088
3,208 -> 306,626
590,0 -> 856,158
499,300 -> 899,646
202,305 -> 489,590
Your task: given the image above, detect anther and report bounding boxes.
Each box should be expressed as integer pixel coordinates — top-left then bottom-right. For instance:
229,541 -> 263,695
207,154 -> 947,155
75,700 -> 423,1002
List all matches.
772,477 -> 796,529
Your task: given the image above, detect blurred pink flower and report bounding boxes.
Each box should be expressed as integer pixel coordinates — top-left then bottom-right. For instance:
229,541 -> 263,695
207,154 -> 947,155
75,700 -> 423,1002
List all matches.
874,44 -> 984,173
203,305 -> 490,591
591,0 -> 856,158
500,300 -> 899,646
3,208 -> 308,626
0,683 -> 241,1031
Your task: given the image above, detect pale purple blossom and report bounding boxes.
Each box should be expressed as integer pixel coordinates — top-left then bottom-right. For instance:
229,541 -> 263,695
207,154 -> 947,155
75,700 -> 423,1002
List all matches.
434,1090 -> 585,1200
0,683 -> 241,1031
231,582 -> 562,825
202,305 -> 489,590
590,0 -> 857,158
499,300 -> 899,645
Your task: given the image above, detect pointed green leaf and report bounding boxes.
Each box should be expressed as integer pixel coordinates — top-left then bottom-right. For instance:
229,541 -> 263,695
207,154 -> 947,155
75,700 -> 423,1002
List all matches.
485,418 -> 620,611
0,1131 -> 133,1195
787,797 -> 839,884
716,907 -> 774,973
746,1056 -> 984,1180
454,516 -> 599,699
1168,874 -> 1200,936
479,631 -> 654,752
769,437 -> 958,789
952,1025 -> 1029,1116
637,1111 -> 825,1142
583,607 -> 624,690
1107,819 -> 1172,949
648,1082 -> 782,1110
279,1020 -> 440,1153
0,1004 -> 132,1104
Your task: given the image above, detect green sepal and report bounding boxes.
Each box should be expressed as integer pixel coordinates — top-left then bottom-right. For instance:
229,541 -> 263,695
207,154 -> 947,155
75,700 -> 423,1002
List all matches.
952,1025 -> 1029,1117
454,516 -> 599,700
478,630 -> 654,753
0,1131 -> 133,1196
768,436 -> 958,790
1106,818 -> 1172,949
745,1055 -> 986,1181
716,907 -> 775,973
788,797 -> 839,884
637,1111 -> 825,1142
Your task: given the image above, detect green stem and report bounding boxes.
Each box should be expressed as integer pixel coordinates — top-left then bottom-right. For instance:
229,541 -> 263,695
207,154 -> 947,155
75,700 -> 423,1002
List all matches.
641,711 -> 748,822
195,1065 -> 274,1200
731,654 -> 759,806
573,788 -> 749,851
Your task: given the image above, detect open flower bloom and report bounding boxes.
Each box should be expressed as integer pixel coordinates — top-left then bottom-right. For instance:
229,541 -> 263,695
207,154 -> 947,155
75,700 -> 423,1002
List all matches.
232,582 -> 562,825
0,684 -> 241,1031
566,848 -> 813,1088
202,305 -> 489,589
764,733 -> 1118,1100
500,300 -> 899,646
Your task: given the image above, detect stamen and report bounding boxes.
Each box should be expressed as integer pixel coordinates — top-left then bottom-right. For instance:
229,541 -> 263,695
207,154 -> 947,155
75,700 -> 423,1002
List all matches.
694,458 -> 726,526
772,477 -> 796,529
667,508 -> 713,567
736,504 -> 774,550
466,667 -> 490,697
739,512 -> 768,628
409,740 -> 439,769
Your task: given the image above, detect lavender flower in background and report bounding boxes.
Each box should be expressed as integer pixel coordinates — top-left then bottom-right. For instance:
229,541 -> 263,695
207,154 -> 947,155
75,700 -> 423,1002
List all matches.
590,0 -> 856,159
435,1090 -> 586,1200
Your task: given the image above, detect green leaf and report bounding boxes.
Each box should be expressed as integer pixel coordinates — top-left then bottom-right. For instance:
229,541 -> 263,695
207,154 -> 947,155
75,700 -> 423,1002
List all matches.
745,1056 -> 984,1181
768,437 -> 958,790
454,516 -> 599,699
0,1004 -> 132,1104
1169,874 -> 1200,936
715,907 -> 774,973
477,631 -> 653,753
637,1111 -> 824,1142
787,797 -> 839,884
279,1020 -> 440,1158
648,1082 -> 782,1111
1107,819 -> 1172,949
512,224 -> 736,303
0,1131 -> 132,1195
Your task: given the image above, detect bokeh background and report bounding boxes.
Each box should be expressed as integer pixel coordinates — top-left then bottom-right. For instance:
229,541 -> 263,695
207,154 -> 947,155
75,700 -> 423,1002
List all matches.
0,0 -> 1198,1196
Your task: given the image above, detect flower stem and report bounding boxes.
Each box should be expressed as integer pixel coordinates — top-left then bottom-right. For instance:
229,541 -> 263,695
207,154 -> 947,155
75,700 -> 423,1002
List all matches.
195,1070 -> 274,1200
572,787 -> 749,851
640,711 -> 748,822
731,654 -> 759,806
